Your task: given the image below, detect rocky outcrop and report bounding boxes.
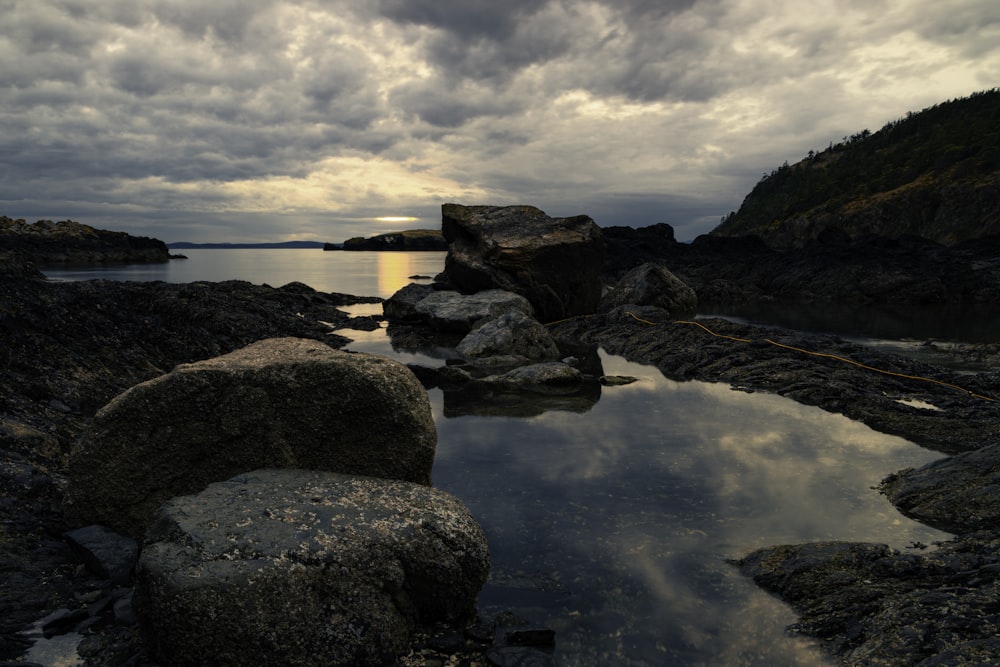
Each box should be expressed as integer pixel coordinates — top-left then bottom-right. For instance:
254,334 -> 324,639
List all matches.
710,91 -> 1000,248
456,310 -> 560,362
598,262 -> 697,315
0,216 -> 171,264
601,225 -> 1000,306
341,229 -> 448,251
441,204 -> 605,322
136,468 -> 489,667
735,535 -> 1000,665
414,288 -> 535,333
880,443 -> 1000,534
715,172 -> 1000,249
65,337 -> 436,538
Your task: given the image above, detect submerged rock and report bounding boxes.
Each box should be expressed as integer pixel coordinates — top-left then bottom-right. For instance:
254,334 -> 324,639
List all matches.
65,337 -> 436,538
136,468 -> 489,667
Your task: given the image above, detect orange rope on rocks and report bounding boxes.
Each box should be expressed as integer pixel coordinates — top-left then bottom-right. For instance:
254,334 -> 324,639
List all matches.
624,312 -> 995,402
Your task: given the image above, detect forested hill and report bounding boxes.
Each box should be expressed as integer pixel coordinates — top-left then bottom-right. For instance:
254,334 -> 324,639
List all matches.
711,89 -> 1000,248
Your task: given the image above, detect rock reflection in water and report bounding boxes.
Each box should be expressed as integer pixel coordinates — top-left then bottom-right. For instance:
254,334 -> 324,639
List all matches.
429,351 -> 951,667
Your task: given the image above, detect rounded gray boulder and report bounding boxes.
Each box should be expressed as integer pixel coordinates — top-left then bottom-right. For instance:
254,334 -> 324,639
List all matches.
65,337 -> 436,538
136,468 -> 489,667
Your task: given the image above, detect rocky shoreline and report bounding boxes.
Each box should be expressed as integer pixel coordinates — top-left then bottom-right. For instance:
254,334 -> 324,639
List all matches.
1,217 -> 173,266
3,209 -> 1000,665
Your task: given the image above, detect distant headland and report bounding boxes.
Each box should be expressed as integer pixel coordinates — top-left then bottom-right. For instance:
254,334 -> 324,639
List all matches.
167,241 -> 325,249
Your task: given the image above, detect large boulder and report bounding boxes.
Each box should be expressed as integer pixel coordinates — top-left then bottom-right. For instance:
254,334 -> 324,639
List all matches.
136,468 -> 489,667
441,204 -> 606,322
599,262 -> 698,315
65,337 -> 436,538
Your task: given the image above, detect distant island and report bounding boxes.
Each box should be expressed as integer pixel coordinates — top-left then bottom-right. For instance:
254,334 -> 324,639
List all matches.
167,241 -> 326,249
169,231 -> 448,251
332,229 -> 447,251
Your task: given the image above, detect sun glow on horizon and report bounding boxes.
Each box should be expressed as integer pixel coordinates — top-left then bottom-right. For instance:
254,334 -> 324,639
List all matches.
375,216 -> 419,222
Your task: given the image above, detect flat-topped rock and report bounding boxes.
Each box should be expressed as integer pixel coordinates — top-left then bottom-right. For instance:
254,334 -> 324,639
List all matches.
65,337 -> 436,538
413,288 -> 534,332
441,204 -> 605,322
136,468 -> 489,667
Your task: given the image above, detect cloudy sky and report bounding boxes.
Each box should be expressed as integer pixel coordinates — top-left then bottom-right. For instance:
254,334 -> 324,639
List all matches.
2,0 -> 998,243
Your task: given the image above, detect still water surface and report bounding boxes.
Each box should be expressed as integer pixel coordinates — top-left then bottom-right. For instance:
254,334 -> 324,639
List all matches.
43,250 -> 953,665
43,248 -> 445,298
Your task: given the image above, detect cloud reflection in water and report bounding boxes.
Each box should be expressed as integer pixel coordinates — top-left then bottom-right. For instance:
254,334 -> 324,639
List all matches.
430,351 -> 950,666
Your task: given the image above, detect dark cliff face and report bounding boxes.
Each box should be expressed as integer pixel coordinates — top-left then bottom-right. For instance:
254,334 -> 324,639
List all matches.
712,89 -> 1000,248
0,217 -> 172,264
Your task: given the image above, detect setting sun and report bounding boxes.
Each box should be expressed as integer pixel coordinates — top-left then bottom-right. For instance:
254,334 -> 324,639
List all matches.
376,216 -> 419,223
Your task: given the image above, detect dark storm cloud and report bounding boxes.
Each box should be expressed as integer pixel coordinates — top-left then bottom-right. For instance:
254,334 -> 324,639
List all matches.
1,0 -> 997,242
2,0 -> 395,189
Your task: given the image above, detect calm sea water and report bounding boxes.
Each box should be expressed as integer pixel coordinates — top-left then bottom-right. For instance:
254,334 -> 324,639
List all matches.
43,248 -> 447,299
43,250 -> 952,666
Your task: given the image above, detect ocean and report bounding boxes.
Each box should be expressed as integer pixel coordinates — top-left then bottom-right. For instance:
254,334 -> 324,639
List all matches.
43,248 -> 448,299
42,249 -> 951,666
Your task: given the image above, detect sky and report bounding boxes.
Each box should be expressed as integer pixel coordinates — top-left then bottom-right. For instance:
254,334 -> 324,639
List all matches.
2,0 -> 998,244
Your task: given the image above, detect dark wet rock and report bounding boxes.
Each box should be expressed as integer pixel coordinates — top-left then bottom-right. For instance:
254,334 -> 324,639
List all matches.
441,203 -> 605,321
65,337 -> 437,538
0,275 -> 376,451
599,261 -> 697,315
136,468 -> 489,667
63,525 -> 138,586
504,627 -> 557,647
0,249 -> 44,279
601,224 -> 1000,305
486,645 -> 557,666
414,288 -> 535,333
383,282 -> 439,321
735,533 -> 1000,666
880,443 -> 1000,534
548,312 -> 999,455
457,310 -> 560,361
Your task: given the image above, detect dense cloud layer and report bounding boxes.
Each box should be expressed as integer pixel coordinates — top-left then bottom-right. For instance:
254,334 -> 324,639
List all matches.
2,0 -> 998,242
